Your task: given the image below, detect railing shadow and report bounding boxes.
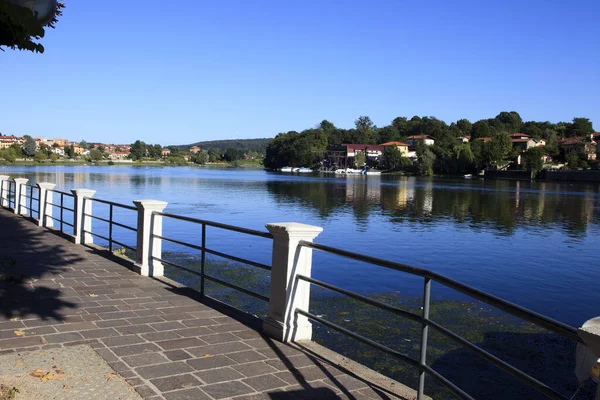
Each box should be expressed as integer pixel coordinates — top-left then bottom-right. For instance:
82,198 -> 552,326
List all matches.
0,209 -> 79,321
430,330 -> 592,399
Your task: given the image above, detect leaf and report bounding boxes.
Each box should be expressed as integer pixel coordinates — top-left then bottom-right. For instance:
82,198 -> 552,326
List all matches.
13,330 -> 25,337
41,371 -> 54,381
63,385 -> 71,390
40,338 -> 47,344
81,377 -> 88,382
88,294 -> 98,298
31,369 -> 46,378
106,376 -> 113,381
15,361 -> 24,367
9,317 -> 19,321
203,354 -> 212,358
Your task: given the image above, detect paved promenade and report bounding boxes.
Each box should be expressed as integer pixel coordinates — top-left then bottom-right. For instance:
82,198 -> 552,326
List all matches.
0,209 -> 414,400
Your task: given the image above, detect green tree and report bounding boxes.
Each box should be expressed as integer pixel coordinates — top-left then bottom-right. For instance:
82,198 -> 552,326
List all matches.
223,147 -> 242,162
34,151 -> 46,162
565,152 -> 579,169
0,0 -> 64,53
523,147 -> 544,176
354,152 -> 366,168
50,153 -> 58,162
354,116 -> 376,143
416,144 -> 436,176
192,150 -> 209,165
129,140 -> 146,160
381,146 -> 410,171
89,149 -> 103,162
486,132 -> 512,168
566,118 -> 594,138
456,119 -> 472,137
22,135 -> 36,157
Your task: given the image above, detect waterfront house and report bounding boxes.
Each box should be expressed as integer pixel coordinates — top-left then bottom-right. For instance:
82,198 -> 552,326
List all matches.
161,148 -> 171,157
560,135 -> 598,160
50,147 -> 65,156
407,135 -> 435,146
0,136 -> 22,149
456,136 -> 470,143
380,141 -> 409,156
108,151 -> 130,161
511,138 -> 537,152
475,137 -> 493,142
326,144 -> 383,168
190,146 -> 201,154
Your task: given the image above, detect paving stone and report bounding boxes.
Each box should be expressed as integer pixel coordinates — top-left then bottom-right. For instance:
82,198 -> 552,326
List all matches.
163,387 -> 211,400
181,318 -> 215,327
150,321 -> 187,331
194,366 -> 245,384
157,337 -> 205,350
243,374 -> 289,391
201,332 -> 240,344
112,343 -> 161,357
186,341 -> 252,357
55,322 -> 97,332
123,352 -> 170,367
202,380 -> 256,399
136,361 -> 194,379
187,355 -> 236,371
141,330 -> 181,341
43,332 -> 84,343
227,350 -> 268,363
150,373 -> 202,392
135,385 -> 158,398
116,324 -> 156,335
164,349 -> 193,361
103,335 -> 145,347
80,327 -> 121,339
96,319 -> 131,328
232,361 -> 279,377
126,316 -> 165,325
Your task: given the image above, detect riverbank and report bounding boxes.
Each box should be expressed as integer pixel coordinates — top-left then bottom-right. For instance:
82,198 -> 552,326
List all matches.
0,159 -> 264,168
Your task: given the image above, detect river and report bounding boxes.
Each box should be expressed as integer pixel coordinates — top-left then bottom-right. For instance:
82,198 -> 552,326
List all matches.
2,165 -> 598,327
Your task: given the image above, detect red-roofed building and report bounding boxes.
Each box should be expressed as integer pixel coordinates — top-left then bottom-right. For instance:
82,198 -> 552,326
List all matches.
559,136 -> 597,160
475,137 -> 493,142
326,144 -> 384,168
407,135 -> 435,146
380,141 -> 409,156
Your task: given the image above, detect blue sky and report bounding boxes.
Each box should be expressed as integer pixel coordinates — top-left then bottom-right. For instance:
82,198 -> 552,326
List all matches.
1,0 -> 598,145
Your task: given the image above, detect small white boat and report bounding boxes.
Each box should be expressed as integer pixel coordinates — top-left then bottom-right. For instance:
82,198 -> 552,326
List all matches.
280,167 -> 293,172
297,168 -> 313,173
365,171 -> 382,175
292,167 -> 300,172
464,174 -> 472,179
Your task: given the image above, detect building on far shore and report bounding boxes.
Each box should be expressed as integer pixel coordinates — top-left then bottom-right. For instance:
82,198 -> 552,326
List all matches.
407,135 -> 435,146
161,148 -> 171,157
380,141 -> 409,156
190,146 -> 201,154
325,144 -> 384,168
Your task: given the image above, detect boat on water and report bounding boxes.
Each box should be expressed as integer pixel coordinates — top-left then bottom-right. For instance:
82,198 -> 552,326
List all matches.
297,167 -> 313,173
364,170 -> 382,175
279,167 -> 293,172
334,168 -> 363,174
279,167 -> 313,173
464,174 -> 472,179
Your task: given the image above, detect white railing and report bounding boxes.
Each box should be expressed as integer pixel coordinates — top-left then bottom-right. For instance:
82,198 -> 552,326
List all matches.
1,177 -> 599,400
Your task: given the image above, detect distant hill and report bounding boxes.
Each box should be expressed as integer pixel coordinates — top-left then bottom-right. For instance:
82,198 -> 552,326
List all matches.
172,138 -> 272,153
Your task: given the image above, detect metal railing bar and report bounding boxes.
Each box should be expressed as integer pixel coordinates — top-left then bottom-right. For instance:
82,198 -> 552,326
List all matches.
426,319 -> 568,400
111,240 -> 136,252
297,309 -> 419,368
61,221 -> 74,227
84,230 -> 110,243
84,197 -> 136,211
421,365 -> 475,400
153,256 -> 202,277
152,256 -> 268,302
48,189 -> 73,197
155,211 -> 273,239
297,275 -> 421,323
203,274 -> 269,302
84,213 -> 110,223
204,247 -> 272,271
154,234 -> 204,252
111,220 -> 136,232
46,215 -> 60,222
62,207 -> 75,212
300,240 -> 581,343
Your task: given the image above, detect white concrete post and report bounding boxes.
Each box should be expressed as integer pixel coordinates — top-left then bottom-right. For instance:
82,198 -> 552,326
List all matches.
72,189 -> 96,244
12,178 -> 28,215
133,200 -> 168,277
0,175 -> 9,208
36,182 -> 56,227
263,223 -> 323,342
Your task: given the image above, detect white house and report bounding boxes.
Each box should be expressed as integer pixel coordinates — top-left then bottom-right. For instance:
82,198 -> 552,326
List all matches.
407,135 -> 435,146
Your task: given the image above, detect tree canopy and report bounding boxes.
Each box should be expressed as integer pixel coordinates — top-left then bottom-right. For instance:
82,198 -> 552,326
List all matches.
0,0 -> 64,53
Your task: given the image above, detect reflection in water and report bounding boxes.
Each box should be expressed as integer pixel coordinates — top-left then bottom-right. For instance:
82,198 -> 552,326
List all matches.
4,166 -> 600,326
267,176 -> 600,237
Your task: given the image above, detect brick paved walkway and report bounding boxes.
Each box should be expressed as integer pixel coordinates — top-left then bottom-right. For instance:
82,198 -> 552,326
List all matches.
0,209 -> 415,400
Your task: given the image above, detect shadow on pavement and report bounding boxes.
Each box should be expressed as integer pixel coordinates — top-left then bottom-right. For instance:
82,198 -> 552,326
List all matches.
0,209 -> 79,321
